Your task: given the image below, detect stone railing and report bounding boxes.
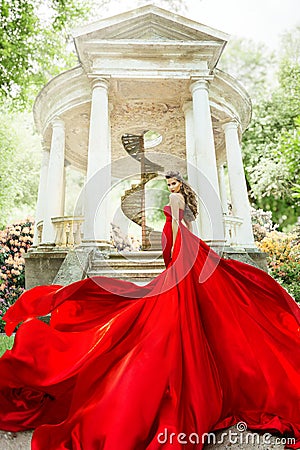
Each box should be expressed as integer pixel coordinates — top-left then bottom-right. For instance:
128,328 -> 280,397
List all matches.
52,216 -> 84,246
36,215 -> 243,249
36,220 -> 43,246
224,215 -> 243,246
35,217 -> 84,247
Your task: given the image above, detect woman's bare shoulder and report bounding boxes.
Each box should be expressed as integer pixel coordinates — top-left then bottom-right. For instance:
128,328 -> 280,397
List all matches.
169,192 -> 185,206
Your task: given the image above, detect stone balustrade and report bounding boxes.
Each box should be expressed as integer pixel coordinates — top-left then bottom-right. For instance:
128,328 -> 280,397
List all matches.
224,215 -> 243,246
36,220 -> 43,246
35,215 -> 244,249
35,217 -> 84,247
52,216 -> 84,246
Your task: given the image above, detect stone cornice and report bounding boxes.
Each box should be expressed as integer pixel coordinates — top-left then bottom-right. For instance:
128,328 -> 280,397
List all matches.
73,5 -> 229,75
33,66 -> 251,139
33,66 -> 92,135
72,5 -> 230,42
211,69 -> 252,132
78,40 -> 222,76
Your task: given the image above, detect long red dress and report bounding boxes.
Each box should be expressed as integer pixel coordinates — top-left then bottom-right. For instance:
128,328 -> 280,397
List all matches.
0,205 -> 300,449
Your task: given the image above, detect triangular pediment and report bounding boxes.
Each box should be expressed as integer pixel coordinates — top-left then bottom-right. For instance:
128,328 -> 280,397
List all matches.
73,5 -> 229,43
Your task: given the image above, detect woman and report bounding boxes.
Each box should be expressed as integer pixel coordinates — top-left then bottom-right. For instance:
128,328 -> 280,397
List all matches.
0,171 -> 300,450
162,170 -> 197,266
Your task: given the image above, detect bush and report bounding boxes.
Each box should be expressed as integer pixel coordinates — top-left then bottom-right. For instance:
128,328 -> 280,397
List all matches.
0,220 -> 34,332
257,230 -> 300,303
251,207 -> 278,241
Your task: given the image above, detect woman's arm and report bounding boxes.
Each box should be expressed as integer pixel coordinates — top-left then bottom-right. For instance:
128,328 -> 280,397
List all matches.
169,193 -> 183,256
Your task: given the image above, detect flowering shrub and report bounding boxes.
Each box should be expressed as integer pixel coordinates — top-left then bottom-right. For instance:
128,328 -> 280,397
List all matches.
0,220 -> 34,332
257,230 -> 300,302
251,207 -> 278,241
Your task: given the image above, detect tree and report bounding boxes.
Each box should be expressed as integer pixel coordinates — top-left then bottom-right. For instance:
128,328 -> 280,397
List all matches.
0,112 -> 41,228
242,60 -> 300,228
218,37 -> 276,101
0,0 -> 189,106
0,0 -> 89,106
220,31 -> 300,229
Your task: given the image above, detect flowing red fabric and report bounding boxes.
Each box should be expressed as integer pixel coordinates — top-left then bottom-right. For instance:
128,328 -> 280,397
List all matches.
0,205 -> 300,449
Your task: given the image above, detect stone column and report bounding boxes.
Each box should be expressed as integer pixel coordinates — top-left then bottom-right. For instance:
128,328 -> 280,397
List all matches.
41,117 -> 65,245
83,78 -> 112,245
33,142 -> 50,246
182,101 -> 200,236
217,162 -> 230,244
223,120 -> 255,247
182,102 -> 197,189
190,78 -> 225,244
217,163 -> 229,215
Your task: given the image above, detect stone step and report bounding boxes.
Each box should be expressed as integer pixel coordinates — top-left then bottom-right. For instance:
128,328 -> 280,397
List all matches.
88,267 -> 163,275
88,248 -> 165,281
91,264 -> 165,273
87,269 -> 163,281
101,250 -> 163,260
89,248 -> 165,281
92,257 -> 164,265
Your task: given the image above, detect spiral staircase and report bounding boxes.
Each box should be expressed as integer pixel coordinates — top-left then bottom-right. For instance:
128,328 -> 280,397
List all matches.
120,132 -> 164,250
84,132 -> 166,285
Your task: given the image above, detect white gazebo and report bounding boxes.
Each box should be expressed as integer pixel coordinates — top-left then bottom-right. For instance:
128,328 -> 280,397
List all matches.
26,5 -> 263,288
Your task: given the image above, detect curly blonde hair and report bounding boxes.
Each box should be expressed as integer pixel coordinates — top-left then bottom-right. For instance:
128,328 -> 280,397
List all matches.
165,171 -> 198,222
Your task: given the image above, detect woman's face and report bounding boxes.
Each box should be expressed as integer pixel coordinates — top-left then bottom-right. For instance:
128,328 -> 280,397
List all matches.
166,177 -> 182,193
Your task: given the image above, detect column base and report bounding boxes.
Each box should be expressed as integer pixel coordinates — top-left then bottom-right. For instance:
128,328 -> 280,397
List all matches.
204,239 -> 227,247
36,242 -> 57,252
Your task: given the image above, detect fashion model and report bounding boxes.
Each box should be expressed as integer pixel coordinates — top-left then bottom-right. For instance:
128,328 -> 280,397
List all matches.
0,171 -> 299,449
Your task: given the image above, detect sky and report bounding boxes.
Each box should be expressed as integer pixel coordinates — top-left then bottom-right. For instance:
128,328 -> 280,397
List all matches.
99,0 -> 300,50
187,0 -> 300,49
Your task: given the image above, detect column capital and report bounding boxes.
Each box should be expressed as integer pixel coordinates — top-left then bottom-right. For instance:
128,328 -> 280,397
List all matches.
51,117 -> 65,129
91,77 -> 109,91
190,76 -> 214,94
182,101 -> 193,114
222,119 -> 240,132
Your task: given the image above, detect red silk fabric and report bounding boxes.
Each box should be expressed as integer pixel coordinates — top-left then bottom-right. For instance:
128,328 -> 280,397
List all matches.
0,205 -> 300,449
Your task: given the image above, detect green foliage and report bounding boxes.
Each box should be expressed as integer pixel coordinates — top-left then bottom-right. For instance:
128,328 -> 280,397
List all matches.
0,0 -> 89,106
0,335 -> 14,356
270,261 -> 300,302
219,37 -> 276,100
242,61 -> 300,228
0,112 -> 40,228
0,220 -> 34,333
221,30 -> 300,230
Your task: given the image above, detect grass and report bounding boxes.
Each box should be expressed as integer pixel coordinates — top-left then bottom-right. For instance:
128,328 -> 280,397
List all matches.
0,334 -> 14,357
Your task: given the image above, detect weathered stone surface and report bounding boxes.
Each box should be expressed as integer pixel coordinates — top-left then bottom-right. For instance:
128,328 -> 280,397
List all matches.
222,248 -> 268,272
204,426 -> 286,449
0,430 -> 32,450
88,250 -> 165,283
52,247 -> 93,286
24,249 -> 67,289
